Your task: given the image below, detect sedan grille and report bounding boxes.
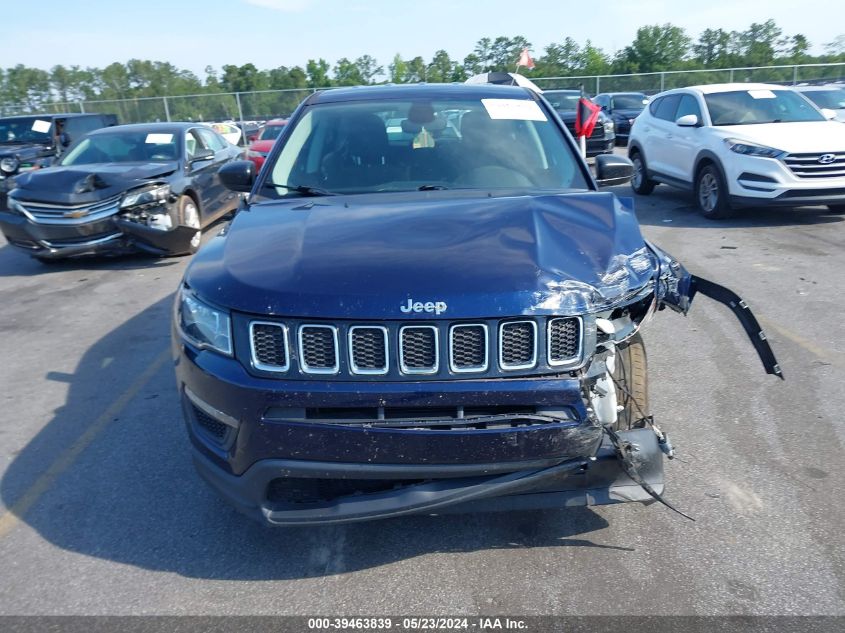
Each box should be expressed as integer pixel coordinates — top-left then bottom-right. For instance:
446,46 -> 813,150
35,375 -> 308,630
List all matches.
548,317 -> 582,365
246,317 -> 584,379
783,152 -> 845,179
298,325 -> 339,374
14,194 -> 123,225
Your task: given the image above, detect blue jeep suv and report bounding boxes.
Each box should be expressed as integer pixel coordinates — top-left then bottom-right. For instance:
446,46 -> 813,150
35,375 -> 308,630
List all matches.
172,83 -> 780,525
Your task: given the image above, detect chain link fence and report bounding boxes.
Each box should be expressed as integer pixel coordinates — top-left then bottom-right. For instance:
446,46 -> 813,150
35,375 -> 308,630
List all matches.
3,62 -> 845,121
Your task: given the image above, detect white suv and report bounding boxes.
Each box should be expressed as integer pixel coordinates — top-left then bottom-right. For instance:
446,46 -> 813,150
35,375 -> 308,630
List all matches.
628,83 -> 845,218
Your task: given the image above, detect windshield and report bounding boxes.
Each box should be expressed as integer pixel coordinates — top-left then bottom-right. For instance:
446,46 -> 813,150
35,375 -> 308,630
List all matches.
705,89 -> 826,125
801,89 -> 845,110
544,91 -> 580,111
259,124 -> 286,141
612,94 -> 647,110
60,130 -> 181,165
0,116 -> 54,144
265,96 -> 587,197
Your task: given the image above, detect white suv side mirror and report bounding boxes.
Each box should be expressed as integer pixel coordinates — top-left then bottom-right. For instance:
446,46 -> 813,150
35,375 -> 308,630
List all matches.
821,108 -> 838,121
675,114 -> 699,127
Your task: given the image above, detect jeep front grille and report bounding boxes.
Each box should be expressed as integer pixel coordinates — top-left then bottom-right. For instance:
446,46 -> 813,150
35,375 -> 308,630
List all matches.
548,317 -> 582,365
399,325 -> 438,374
499,320 -> 537,369
299,325 -> 339,374
246,316 -> 585,379
349,326 -> 388,374
449,324 -> 488,372
783,152 -> 845,179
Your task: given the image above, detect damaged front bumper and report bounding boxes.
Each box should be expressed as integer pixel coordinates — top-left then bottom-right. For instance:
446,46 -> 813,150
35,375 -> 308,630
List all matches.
0,203 -> 198,259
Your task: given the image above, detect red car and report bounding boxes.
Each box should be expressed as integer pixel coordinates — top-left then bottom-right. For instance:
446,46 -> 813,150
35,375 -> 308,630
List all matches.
245,118 -> 287,170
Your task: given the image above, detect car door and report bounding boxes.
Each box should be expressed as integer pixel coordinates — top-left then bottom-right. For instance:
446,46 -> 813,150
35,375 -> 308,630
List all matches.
642,94 -> 681,178
185,128 -> 219,219
663,93 -> 704,183
195,127 -> 239,217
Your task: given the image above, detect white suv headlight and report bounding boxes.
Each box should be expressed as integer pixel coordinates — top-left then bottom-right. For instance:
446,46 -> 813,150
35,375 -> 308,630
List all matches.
177,287 -> 232,356
724,138 -> 785,159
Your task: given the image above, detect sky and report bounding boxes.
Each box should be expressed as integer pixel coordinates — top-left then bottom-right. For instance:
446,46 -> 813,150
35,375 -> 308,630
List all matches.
1,0 -> 842,77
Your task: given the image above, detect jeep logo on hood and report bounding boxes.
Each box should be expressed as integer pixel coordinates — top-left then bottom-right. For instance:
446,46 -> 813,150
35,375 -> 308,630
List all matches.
401,299 -> 447,315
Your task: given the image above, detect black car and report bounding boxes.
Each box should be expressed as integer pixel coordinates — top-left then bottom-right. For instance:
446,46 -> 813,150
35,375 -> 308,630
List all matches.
592,92 -> 649,145
171,83 -> 780,526
0,113 -> 117,210
543,90 -> 615,156
0,122 -> 241,261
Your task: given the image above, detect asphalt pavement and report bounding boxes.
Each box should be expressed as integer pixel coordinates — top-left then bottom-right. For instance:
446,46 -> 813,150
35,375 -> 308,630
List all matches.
0,181 -> 843,616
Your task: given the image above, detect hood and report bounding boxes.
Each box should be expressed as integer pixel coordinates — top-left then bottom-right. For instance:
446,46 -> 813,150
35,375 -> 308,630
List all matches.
712,121 -> 845,153
187,191 -> 656,319
249,140 -> 275,153
11,161 -> 178,205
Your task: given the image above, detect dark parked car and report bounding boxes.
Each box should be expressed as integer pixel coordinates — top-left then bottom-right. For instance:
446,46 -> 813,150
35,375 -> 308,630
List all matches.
0,122 -> 241,261
543,89 -> 615,156
173,83 -> 780,526
0,113 -> 117,210
592,92 -> 649,145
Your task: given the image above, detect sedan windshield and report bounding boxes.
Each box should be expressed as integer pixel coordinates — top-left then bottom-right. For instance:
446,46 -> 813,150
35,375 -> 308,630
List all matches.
265,96 -> 587,197
0,117 -> 53,144
613,94 -> 647,110
705,89 -> 826,125
801,89 -> 845,110
544,91 -> 580,111
60,130 -> 181,165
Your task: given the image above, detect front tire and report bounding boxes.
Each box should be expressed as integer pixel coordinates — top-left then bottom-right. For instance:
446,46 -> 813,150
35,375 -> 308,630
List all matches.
612,332 -> 649,430
630,151 -> 656,195
176,195 -> 202,255
695,164 -> 734,219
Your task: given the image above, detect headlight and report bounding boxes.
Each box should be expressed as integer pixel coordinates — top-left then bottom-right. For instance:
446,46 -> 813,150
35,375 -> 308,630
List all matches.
603,119 -> 615,132
247,150 -> 268,158
177,287 -> 232,356
0,157 -> 19,174
120,184 -> 171,209
724,138 -> 785,159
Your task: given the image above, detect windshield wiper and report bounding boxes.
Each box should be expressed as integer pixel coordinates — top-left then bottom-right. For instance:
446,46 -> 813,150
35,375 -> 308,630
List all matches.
264,181 -> 336,196
418,184 -> 449,191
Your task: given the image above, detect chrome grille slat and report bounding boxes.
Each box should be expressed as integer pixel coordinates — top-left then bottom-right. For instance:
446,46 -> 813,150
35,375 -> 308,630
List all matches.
499,320 -> 537,370
399,325 -> 439,374
298,325 -> 339,374
449,324 -> 489,373
548,317 -> 582,366
17,194 -> 123,225
249,322 -> 290,372
349,326 -> 388,375
784,153 -> 845,180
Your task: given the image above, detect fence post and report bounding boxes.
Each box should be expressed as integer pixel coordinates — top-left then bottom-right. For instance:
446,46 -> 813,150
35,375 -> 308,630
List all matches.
78,101 -> 85,113
729,69 -> 734,82
235,92 -> 245,138
163,96 -> 171,122
596,76 -> 600,94
792,65 -> 798,85
660,72 -> 665,92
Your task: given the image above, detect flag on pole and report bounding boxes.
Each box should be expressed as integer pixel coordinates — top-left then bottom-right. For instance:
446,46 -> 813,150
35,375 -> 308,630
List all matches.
575,95 -> 601,138
516,48 -> 535,70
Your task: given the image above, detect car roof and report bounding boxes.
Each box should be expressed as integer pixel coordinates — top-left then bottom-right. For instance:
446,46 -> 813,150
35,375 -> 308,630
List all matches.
679,82 -> 795,95
598,92 -> 647,96
86,122 -> 197,135
0,113 -> 105,121
796,85 -> 844,91
307,83 -> 535,104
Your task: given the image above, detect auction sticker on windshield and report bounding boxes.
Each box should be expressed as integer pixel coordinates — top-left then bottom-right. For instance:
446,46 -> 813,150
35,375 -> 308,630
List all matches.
481,98 -> 547,121
145,133 -> 174,144
31,119 -> 51,133
748,90 -> 777,99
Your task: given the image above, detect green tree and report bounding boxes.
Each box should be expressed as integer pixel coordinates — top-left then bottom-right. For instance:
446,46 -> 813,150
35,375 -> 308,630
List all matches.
619,24 -> 691,73
388,54 -> 407,83
306,58 -> 331,88
333,58 -> 364,86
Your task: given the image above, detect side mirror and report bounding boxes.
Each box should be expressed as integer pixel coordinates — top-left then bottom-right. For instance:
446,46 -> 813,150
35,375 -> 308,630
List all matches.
675,114 -> 699,127
218,160 -> 256,193
190,148 -> 214,163
821,108 -> 838,121
594,154 -> 634,187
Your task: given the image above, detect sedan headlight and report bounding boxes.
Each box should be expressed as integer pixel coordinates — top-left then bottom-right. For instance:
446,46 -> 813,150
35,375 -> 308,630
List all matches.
724,138 -> 785,159
120,184 -> 171,209
177,287 -> 232,356
0,157 -> 19,174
